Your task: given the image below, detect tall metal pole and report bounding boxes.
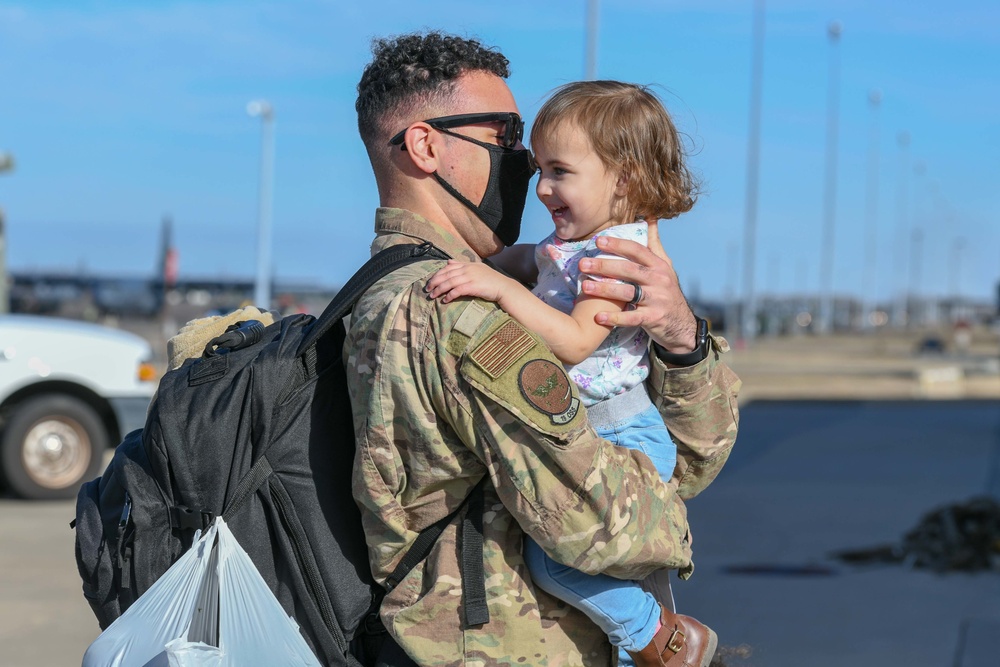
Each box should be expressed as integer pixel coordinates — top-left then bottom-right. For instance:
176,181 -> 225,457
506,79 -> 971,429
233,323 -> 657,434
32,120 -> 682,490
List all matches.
741,0 -> 766,342
585,0 -> 599,80
924,180 -> 944,325
862,90 -> 881,330
892,131 -> 911,328
0,151 -> 14,315
0,209 -> 6,315
948,235 -> 967,323
949,236 -> 965,299
248,100 -> 274,310
909,227 -> 924,327
908,160 -> 926,327
818,20 -> 842,333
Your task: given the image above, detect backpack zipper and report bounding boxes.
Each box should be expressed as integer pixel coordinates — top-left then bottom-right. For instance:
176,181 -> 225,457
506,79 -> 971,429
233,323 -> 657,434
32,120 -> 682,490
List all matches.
269,477 -> 347,655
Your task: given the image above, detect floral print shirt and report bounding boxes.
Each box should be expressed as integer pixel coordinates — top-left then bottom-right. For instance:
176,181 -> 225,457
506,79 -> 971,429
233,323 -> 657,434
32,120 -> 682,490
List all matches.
532,221 -> 650,407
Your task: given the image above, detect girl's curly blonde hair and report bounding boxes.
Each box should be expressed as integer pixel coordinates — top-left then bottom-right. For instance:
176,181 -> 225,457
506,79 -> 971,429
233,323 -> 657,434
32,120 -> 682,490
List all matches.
530,80 -> 698,226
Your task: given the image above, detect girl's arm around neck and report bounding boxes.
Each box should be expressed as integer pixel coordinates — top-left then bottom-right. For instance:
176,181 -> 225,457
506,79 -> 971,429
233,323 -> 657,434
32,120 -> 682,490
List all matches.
426,260 -> 625,366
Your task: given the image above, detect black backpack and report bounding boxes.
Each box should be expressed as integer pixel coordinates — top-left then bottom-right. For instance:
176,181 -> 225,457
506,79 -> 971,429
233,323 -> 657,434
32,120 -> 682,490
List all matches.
73,242 -> 486,666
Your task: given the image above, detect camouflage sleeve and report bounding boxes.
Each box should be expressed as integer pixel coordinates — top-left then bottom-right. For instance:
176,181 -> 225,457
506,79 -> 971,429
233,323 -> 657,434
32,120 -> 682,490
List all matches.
647,333 -> 741,500
438,302 -> 694,581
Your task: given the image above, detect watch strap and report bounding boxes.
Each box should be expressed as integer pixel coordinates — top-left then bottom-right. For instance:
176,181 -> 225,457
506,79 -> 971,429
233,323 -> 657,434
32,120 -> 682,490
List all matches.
653,317 -> 710,367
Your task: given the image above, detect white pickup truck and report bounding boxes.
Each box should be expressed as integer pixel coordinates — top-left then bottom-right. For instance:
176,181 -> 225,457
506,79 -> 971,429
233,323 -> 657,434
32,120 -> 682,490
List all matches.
0,315 -> 156,500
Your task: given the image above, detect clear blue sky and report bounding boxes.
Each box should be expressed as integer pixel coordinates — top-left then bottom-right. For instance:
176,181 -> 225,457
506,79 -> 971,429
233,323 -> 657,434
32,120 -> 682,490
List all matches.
1,0 -> 997,302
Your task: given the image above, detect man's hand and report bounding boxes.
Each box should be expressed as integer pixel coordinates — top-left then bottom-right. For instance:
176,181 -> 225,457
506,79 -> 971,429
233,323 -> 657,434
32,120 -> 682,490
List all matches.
578,221 -> 697,353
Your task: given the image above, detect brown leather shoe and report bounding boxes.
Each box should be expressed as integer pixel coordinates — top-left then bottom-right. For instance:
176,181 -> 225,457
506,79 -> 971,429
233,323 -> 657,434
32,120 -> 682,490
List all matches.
627,604 -> 718,667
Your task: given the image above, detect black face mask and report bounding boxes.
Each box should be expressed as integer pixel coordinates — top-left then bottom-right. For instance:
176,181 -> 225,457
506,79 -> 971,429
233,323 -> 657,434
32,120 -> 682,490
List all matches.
431,131 -> 535,247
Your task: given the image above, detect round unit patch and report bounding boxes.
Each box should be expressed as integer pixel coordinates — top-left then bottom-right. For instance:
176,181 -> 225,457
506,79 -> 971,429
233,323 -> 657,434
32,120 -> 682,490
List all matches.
518,359 -> 580,425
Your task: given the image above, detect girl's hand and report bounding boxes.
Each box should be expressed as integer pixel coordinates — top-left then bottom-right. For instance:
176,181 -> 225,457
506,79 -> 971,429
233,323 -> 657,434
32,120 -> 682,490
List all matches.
425,260 -> 508,304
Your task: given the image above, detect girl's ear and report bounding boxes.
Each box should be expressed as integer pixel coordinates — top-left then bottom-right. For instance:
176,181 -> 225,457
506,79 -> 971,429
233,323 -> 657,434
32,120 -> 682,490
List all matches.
614,170 -> 629,197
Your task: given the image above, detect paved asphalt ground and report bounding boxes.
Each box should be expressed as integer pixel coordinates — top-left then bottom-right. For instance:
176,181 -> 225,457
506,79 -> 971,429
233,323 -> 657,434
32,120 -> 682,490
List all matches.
1,330 -> 998,666
678,400 -> 1000,667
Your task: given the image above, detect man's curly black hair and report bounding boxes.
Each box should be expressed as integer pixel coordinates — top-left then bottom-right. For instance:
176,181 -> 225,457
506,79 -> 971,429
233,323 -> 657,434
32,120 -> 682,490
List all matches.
356,31 -> 510,146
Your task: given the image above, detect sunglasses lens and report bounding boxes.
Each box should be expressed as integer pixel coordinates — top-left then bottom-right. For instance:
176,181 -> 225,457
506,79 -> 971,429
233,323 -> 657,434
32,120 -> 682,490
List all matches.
505,115 -> 523,148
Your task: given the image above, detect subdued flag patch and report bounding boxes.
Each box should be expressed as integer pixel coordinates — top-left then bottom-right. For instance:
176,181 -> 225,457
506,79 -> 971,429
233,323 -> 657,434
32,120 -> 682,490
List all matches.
470,320 -> 534,379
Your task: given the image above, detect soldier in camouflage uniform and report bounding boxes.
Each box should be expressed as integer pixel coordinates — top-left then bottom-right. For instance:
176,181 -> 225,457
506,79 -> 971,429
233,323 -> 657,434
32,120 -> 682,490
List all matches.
347,32 -> 740,666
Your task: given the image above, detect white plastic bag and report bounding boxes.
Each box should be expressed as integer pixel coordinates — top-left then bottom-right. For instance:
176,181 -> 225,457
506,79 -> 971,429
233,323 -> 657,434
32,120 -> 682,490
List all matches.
83,517 -> 321,667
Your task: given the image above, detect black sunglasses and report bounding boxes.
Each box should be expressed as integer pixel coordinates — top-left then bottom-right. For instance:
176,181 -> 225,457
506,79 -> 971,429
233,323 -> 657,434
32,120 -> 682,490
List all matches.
388,112 -> 525,150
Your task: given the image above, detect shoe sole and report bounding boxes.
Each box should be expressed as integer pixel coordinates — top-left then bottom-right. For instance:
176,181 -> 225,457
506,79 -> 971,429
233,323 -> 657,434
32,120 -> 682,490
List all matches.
697,627 -> 719,667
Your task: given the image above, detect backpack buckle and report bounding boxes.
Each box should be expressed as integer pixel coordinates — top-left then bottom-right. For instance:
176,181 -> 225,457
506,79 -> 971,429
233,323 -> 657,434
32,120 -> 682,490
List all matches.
169,505 -> 214,531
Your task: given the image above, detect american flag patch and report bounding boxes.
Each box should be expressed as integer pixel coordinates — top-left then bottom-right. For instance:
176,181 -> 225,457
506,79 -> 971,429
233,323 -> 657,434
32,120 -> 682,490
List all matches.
470,321 -> 534,379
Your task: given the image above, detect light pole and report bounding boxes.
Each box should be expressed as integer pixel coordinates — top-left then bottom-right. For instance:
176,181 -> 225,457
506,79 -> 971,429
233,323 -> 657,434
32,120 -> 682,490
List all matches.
862,90 -> 881,330
892,131 -> 911,328
741,0 -> 766,342
585,0 -> 599,80
909,227 -> 924,326
949,235 -> 966,320
908,160 -> 927,327
247,100 -> 274,310
0,150 -> 14,314
818,20 -> 842,333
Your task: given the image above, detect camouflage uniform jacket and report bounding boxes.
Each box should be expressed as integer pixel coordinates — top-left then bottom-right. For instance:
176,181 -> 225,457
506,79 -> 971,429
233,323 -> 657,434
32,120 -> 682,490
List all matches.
344,208 -> 741,666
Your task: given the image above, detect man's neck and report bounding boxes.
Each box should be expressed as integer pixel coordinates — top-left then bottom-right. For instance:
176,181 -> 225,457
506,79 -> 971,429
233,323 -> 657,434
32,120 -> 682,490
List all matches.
380,192 -> 476,256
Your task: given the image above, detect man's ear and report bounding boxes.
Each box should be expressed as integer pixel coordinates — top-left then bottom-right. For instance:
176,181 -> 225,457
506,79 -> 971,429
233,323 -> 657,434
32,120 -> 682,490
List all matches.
403,122 -> 439,175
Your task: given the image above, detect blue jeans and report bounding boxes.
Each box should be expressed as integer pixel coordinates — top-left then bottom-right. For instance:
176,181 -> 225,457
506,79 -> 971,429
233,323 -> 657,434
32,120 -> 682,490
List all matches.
524,405 -> 677,664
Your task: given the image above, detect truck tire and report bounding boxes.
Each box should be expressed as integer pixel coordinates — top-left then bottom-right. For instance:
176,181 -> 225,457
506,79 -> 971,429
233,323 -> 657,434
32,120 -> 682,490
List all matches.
0,395 -> 108,500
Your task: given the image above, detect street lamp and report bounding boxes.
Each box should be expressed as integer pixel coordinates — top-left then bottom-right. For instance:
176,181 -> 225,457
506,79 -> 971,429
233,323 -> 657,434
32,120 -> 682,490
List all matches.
949,236 -> 966,317
0,150 -> 13,314
892,131 -> 911,328
908,160 -> 927,327
741,0 -> 766,342
862,90 -> 881,330
818,20 -> 842,333
909,226 -> 924,326
247,100 -> 275,310
584,0 -> 599,80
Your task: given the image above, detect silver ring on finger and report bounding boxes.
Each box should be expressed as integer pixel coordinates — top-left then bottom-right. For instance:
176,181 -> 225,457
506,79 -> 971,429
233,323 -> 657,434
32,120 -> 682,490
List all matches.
627,282 -> 643,310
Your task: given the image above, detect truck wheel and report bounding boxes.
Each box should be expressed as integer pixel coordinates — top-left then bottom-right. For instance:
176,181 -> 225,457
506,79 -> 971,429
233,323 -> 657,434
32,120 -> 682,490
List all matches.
0,395 -> 108,500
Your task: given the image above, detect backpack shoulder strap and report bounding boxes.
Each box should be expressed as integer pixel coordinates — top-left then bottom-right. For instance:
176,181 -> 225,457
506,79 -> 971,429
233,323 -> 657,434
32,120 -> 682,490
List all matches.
298,241 -> 449,354
291,240 -> 491,627
322,241 -> 490,627
383,477 -> 489,628
222,242 -> 449,520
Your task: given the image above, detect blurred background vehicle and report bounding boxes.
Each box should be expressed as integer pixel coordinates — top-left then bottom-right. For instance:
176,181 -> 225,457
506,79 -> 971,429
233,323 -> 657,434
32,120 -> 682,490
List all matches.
0,315 -> 156,500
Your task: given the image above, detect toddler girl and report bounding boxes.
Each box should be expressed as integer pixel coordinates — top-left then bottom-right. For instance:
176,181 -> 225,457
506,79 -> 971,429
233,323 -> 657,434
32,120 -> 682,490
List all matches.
426,80 -> 716,667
